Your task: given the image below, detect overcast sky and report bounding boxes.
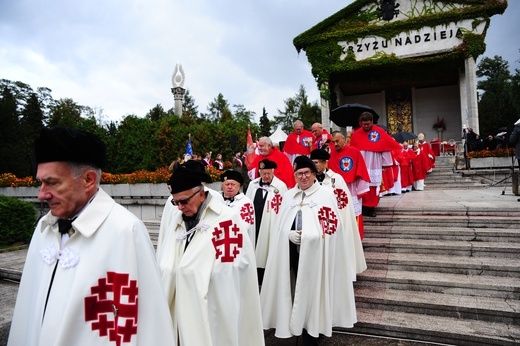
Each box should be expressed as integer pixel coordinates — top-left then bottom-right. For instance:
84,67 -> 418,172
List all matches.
1,0 -> 518,123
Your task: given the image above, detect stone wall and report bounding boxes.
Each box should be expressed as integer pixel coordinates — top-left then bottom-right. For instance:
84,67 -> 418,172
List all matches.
0,182 -> 223,221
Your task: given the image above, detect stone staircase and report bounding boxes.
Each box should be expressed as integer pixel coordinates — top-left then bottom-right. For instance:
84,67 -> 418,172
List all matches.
342,161 -> 520,345
143,221 -> 159,248
424,158 -> 489,190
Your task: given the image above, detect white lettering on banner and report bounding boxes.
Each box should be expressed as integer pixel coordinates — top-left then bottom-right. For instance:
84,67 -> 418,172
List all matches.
338,19 -> 486,61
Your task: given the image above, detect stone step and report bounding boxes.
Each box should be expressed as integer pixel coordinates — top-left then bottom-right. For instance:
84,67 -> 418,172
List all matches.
363,252 -> 520,277
364,214 -> 520,225
143,221 -> 159,247
354,286 -> 520,324
362,238 -> 520,258
355,269 -> 520,299
344,308 -> 520,345
364,226 -> 520,242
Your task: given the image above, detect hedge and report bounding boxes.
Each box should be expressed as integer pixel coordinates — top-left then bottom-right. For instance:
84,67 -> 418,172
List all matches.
0,195 -> 37,246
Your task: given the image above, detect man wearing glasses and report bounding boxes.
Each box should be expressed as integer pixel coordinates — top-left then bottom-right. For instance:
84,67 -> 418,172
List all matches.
260,156 -> 357,346
156,163 -> 264,346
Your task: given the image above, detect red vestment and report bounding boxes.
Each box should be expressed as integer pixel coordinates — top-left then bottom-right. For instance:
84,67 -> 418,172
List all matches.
350,125 -> 402,154
251,147 -> 296,188
311,130 -> 332,151
328,145 -> 370,185
283,130 -> 314,156
398,148 -> 415,188
418,141 -> 435,171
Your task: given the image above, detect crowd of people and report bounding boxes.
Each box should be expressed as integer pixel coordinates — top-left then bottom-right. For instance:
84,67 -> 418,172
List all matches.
465,126 -> 509,153
9,117 -> 443,346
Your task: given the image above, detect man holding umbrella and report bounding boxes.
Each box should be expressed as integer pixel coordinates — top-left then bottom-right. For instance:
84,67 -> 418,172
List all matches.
350,112 -> 401,217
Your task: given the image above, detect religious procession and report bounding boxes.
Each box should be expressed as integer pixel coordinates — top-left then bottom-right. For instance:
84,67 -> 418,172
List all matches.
6,104 -> 446,346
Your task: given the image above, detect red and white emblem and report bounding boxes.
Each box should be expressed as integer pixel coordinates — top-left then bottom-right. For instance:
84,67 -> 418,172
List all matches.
318,206 -> 338,236
239,202 -> 255,225
84,272 -> 138,346
212,219 -> 243,262
334,188 -> 349,209
270,194 -> 283,214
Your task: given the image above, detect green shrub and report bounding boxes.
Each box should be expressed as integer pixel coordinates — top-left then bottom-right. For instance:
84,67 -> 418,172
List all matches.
0,195 -> 36,246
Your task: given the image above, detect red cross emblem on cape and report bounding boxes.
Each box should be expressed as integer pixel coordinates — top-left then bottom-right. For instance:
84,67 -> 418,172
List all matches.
212,219 -> 243,262
334,188 -> 349,209
240,202 -> 255,225
84,272 -> 138,346
318,206 -> 338,237
270,194 -> 283,214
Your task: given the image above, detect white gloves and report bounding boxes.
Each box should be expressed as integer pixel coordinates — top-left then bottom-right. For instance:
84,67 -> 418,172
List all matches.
288,230 -> 301,245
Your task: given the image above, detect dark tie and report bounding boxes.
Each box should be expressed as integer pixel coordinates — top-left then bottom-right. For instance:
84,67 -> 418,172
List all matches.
58,219 -> 74,235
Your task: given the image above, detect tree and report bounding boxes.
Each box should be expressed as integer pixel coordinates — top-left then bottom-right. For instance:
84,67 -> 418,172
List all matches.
182,89 -> 199,119
0,87 -> 24,175
259,107 -> 272,136
110,115 -> 154,173
477,56 -> 516,136
48,98 -> 83,127
274,85 -> 320,133
146,104 -> 168,122
233,104 -> 256,123
19,93 -> 45,176
207,93 -> 232,123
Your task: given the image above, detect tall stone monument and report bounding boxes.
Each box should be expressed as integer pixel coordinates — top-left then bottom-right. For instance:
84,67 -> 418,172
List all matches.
171,64 -> 185,116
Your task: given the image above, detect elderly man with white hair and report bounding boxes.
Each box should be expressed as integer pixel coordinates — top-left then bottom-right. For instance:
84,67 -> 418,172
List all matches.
282,119 -> 314,164
249,136 -> 295,188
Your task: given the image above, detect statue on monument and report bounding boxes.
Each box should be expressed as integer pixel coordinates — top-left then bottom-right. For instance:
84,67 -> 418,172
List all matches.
171,64 -> 186,116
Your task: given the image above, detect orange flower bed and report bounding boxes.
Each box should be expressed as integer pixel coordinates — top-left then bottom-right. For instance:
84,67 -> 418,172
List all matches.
0,162 -> 232,188
466,148 -> 515,159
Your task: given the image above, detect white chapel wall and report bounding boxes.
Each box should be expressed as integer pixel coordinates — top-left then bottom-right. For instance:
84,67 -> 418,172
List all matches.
414,84 -> 461,142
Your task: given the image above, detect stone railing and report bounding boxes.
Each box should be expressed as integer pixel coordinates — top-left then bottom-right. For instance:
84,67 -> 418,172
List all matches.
0,183 -> 223,221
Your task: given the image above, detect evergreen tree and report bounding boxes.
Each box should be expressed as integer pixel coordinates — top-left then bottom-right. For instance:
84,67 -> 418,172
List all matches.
207,93 -> 232,123
274,85 -> 320,133
182,89 -> 199,119
146,104 -> 168,122
20,93 -> 45,176
477,56 -> 516,136
233,104 -> 256,123
0,87 -> 24,175
259,107 -> 272,136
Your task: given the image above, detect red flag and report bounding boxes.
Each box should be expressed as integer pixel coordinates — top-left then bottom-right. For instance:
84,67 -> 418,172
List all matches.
245,129 -> 256,169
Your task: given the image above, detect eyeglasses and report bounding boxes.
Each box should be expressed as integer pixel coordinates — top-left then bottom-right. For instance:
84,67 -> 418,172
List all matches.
171,189 -> 201,206
295,170 -> 313,178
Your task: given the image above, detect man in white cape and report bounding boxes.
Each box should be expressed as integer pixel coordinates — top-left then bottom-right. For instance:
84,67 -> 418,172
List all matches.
156,163 -> 264,346
8,127 -> 174,346
245,159 -> 287,285
260,156 -> 356,344
220,169 -> 256,246
311,149 -> 367,276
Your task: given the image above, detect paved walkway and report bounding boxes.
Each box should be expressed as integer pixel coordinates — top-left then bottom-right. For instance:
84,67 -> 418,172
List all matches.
1,186 -> 518,345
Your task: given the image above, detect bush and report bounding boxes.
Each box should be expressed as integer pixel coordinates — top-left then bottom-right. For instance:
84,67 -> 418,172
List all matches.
0,195 -> 37,246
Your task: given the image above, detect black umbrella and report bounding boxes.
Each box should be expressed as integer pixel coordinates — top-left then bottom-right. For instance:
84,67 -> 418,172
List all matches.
330,103 -> 379,128
391,131 -> 417,143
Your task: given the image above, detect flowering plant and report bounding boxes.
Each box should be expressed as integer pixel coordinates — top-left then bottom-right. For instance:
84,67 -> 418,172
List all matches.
205,165 -> 223,182
466,148 -> 515,159
432,116 -> 446,131
1,167 -> 171,188
0,161 -> 236,188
